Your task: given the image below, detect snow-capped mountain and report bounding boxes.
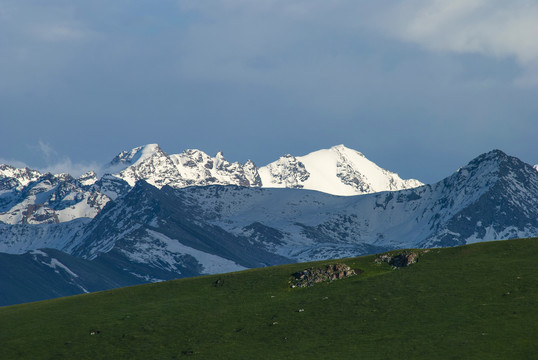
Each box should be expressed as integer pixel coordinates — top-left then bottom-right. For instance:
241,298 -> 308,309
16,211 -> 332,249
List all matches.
0,164 -> 42,190
103,144 -> 262,189
0,147 -> 536,306
0,167 -> 130,226
66,149 -> 538,273
258,145 -> 423,195
0,172 -> 111,226
0,144 -> 421,231
103,144 -> 422,196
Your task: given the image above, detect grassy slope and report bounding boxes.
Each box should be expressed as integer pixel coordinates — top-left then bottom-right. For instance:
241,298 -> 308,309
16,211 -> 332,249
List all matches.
1,238 -> 537,359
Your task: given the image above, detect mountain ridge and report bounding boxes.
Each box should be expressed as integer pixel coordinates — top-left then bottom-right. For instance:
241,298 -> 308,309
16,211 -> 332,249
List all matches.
0,144 -> 423,228
31,148 -> 536,280
0,147 -> 536,306
102,143 -> 422,196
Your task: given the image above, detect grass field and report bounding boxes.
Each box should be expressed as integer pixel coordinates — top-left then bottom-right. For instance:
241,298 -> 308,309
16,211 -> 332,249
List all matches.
1,238 -> 537,359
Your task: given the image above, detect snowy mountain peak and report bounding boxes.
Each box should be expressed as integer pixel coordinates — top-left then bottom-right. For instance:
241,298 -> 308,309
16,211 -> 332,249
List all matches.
101,143 -> 423,195
0,164 -> 42,189
451,149 -> 532,184
446,150 -> 511,188
259,145 -> 423,195
105,145 -> 262,189
330,144 -> 365,158
258,154 -> 310,189
103,143 -> 164,175
470,149 -> 507,164
77,171 -> 98,186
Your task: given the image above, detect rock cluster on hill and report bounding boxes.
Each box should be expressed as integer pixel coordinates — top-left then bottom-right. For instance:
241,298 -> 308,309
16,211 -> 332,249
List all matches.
290,263 -> 360,288
375,250 -> 426,268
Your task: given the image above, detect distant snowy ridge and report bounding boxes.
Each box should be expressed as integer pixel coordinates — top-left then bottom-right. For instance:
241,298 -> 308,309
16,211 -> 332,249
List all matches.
1,143 -> 422,228
103,144 -> 262,190
105,144 -> 423,196
0,166 -> 129,225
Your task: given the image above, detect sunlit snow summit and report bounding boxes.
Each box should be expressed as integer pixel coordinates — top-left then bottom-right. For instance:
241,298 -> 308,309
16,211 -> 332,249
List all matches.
102,144 -> 423,196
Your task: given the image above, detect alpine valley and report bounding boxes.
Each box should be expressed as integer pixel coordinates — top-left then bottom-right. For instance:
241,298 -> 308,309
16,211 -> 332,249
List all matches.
0,145 -> 537,306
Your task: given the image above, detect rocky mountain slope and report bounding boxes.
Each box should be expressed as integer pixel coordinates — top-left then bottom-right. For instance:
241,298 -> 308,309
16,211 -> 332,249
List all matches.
0,165 -> 129,226
72,150 -> 535,269
0,148 -> 536,306
0,248 -> 145,306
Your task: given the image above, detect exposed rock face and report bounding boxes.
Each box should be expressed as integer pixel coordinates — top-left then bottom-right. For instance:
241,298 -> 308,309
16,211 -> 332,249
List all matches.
0,164 -> 42,190
106,145 -> 263,189
290,263 -> 360,288
375,251 -> 425,268
0,170 -> 117,226
259,154 -> 310,189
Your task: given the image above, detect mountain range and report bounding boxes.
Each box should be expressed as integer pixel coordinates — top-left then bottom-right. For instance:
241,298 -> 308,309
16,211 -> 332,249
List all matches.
0,145 -> 536,306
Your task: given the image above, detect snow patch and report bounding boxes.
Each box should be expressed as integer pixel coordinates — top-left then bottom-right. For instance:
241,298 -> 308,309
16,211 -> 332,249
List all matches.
30,249 -> 48,257
144,230 -> 247,274
43,258 -> 79,278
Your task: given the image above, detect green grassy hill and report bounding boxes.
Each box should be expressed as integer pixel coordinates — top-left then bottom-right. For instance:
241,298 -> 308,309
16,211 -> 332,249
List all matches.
1,238 -> 537,359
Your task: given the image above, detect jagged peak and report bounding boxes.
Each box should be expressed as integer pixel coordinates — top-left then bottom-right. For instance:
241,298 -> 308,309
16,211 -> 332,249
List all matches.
103,143 -> 166,176
0,163 -> 42,176
462,149 -> 523,172
79,170 -> 97,177
55,173 -> 74,182
110,144 -> 163,165
183,148 -> 206,156
278,154 -> 296,160
444,149 -> 535,194
78,171 -> 98,186
474,149 -> 508,162
0,163 -> 17,171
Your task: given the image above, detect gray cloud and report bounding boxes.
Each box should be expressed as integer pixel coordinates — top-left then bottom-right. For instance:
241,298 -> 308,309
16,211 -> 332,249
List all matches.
39,158 -> 100,177
36,140 -> 57,163
381,0 -> 538,85
0,1 -> 536,183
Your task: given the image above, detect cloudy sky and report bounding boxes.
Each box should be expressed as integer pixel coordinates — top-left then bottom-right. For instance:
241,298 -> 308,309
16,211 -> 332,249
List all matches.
0,0 -> 536,183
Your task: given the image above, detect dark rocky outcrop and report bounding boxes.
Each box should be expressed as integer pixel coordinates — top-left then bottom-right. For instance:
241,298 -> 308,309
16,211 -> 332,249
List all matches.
290,263 -> 360,288
375,250 -> 426,268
